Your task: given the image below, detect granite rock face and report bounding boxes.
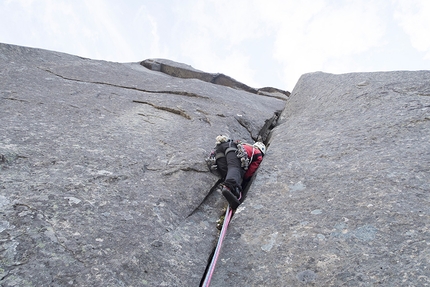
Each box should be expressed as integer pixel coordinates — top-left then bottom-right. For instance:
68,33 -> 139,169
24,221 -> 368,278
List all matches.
2,43 -> 429,286
212,71 -> 430,286
0,43 -> 285,286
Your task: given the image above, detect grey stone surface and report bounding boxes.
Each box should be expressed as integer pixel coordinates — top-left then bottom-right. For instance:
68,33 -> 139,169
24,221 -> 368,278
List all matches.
2,43 -> 429,286
0,43 -> 285,286
211,71 -> 429,286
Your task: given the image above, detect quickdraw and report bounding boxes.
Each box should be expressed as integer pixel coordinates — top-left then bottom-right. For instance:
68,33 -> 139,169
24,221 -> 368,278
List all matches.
236,143 -> 253,171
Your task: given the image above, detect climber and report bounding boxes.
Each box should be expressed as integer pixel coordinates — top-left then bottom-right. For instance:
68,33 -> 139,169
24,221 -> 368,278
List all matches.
208,135 -> 265,209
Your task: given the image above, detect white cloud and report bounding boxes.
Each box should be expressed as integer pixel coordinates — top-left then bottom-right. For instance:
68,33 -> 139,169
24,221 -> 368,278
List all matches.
146,13 -> 163,57
169,0 -> 265,87
181,0 -> 265,46
81,0 -> 136,61
256,0 -> 387,88
393,0 -> 430,59
5,0 -> 33,9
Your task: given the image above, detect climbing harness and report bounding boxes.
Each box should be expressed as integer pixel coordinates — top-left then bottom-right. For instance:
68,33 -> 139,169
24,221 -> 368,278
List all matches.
201,205 -> 234,287
209,141 -> 253,171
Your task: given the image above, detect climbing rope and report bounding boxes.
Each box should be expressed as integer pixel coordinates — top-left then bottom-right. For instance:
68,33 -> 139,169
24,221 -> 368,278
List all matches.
201,205 -> 234,287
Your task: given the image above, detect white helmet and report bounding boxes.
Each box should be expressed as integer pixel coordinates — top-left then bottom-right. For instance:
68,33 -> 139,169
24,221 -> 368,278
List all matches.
253,142 -> 266,155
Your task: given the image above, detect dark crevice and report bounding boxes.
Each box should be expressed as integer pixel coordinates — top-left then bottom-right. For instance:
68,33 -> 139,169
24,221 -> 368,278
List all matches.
187,178 -> 223,218
38,67 -> 209,99
257,88 -> 290,101
1,270 -> 11,282
256,92 -> 289,101
2,97 -> 29,103
162,166 -> 208,176
234,110 -> 282,144
199,245 -> 217,286
257,110 -> 282,145
133,100 -> 191,120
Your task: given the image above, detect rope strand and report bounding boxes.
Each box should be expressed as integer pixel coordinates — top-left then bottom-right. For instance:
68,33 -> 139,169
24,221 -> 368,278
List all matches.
201,205 -> 233,287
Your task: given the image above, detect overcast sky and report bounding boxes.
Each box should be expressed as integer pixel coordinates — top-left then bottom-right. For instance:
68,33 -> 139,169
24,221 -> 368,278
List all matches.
1,0 -> 429,91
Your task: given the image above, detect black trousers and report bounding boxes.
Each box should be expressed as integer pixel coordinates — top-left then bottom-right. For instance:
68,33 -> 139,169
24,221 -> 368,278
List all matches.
216,142 -> 244,190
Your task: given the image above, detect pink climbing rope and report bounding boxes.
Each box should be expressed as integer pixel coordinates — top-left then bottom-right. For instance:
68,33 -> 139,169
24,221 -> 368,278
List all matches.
201,205 -> 233,287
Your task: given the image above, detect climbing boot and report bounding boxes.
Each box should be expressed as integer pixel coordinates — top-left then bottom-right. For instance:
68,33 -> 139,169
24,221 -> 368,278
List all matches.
221,186 -> 241,210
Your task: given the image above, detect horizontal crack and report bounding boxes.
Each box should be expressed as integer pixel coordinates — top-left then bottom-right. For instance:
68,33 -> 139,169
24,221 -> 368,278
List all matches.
2,97 -> 29,103
38,67 -> 209,99
162,166 -> 208,176
257,91 -> 289,101
133,100 -> 191,120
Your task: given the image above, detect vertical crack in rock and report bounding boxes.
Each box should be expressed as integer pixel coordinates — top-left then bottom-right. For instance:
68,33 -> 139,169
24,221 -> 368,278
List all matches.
257,110 -> 282,144
187,179 -> 223,218
234,110 -> 281,143
199,109 -> 283,285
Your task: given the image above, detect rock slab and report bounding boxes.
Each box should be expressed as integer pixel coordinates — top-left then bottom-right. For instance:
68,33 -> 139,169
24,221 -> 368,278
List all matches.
0,43 -> 285,286
212,71 -> 430,286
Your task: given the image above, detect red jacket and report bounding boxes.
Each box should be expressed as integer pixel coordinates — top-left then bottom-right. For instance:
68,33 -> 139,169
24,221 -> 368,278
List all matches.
242,144 -> 263,180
